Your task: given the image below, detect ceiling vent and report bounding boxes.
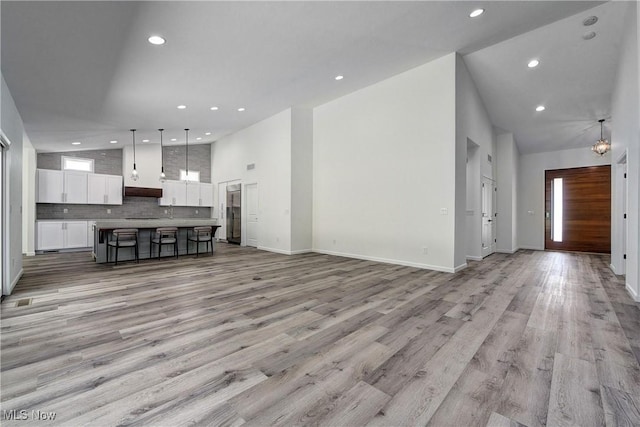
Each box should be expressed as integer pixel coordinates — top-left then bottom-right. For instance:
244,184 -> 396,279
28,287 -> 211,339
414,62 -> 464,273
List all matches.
583,16 -> 598,26
247,163 -> 256,171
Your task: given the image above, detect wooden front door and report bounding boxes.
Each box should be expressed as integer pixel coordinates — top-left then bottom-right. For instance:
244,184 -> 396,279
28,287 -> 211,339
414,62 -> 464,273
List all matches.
545,165 -> 611,253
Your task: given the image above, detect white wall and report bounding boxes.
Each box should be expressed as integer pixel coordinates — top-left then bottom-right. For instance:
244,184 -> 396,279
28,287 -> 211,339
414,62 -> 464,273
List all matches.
496,132 -> 519,253
22,133 -> 36,256
211,109 -> 293,254
455,54 -> 496,266
466,140 -> 481,259
518,147 -> 610,251
313,54 -> 458,272
290,108 -> 313,253
123,143 -> 162,188
1,74 -> 25,295
610,1 -> 639,300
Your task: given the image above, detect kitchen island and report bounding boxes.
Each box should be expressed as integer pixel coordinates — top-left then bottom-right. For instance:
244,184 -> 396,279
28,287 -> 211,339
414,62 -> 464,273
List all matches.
93,219 -> 220,263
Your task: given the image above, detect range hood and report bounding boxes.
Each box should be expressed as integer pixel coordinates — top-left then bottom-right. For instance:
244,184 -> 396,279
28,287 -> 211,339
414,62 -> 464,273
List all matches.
123,186 -> 163,198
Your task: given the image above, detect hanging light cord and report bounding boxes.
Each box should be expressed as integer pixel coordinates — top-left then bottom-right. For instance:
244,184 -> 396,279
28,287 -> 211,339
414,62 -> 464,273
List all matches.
131,129 -> 136,169
185,128 -> 190,180
159,128 -> 164,173
599,119 -> 604,140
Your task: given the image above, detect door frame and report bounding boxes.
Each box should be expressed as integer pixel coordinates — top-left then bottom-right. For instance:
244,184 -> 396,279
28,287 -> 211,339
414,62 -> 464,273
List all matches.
1,132 -> 10,296
481,176 -> 496,258
243,182 -> 258,248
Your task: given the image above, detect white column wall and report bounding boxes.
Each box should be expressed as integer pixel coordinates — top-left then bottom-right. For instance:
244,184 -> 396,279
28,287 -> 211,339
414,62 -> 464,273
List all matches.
313,54 -> 458,272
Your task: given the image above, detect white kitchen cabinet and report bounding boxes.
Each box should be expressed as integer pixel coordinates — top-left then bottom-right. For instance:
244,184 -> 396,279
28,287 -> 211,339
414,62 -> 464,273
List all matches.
37,221 -> 89,250
186,182 -> 200,206
159,180 -> 187,206
88,174 -> 123,205
200,183 -> 214,207
36,169 -> 88,204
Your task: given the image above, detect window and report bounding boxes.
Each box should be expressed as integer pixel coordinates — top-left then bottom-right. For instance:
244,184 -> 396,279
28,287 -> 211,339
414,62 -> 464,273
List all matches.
179,169 -> 200,182
551,177 -> 563,242
62,156 -> 94,172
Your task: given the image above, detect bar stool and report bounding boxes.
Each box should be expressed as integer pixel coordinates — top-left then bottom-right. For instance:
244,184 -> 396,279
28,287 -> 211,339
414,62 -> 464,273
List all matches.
107,229 -> 139,265
150,227 -> 178,259
188,226 -> 216,257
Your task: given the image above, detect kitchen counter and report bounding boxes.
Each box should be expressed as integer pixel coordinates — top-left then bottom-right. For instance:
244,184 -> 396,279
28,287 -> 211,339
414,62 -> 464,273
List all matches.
94,219 -> 220,263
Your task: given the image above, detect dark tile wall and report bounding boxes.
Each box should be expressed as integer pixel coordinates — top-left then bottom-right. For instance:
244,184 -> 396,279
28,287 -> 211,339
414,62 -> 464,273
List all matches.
37,149 -> 123,175
37,197 -> 211,220
163,144 -> 211,183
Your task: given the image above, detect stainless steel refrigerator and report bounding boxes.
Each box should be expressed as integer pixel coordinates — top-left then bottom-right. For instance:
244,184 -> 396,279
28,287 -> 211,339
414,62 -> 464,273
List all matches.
226,184 -> 241,244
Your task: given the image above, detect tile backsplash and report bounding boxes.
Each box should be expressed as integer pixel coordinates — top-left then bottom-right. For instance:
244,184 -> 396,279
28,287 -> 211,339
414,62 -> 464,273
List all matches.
37,197 -> 211,220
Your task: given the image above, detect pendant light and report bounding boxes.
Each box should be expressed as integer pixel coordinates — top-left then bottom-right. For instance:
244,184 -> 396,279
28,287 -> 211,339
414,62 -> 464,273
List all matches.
184,128 -> 190,182
591,119 -> 610,156
130,129 -> 139,181
158,128 -> 166,182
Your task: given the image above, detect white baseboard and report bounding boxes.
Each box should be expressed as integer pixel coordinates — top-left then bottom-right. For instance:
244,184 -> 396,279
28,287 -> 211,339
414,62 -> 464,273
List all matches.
312,248 -> 457,273
453,263 -> 468,273
7,268 -> 24,295
496,247 -> 520,254
626,283 -> 640,302
466,256 -> 483,261
257,246 -> 311,256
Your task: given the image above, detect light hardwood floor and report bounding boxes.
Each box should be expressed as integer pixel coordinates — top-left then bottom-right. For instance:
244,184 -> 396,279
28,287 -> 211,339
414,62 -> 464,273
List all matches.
1,245 -> 639,426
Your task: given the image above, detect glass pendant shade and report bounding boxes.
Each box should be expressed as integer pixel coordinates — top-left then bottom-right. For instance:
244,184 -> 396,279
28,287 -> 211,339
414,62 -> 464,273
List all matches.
591,119 -> 610,156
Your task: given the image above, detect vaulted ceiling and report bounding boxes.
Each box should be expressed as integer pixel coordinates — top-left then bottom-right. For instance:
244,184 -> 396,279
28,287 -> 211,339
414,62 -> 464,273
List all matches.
1,1 -> 627,154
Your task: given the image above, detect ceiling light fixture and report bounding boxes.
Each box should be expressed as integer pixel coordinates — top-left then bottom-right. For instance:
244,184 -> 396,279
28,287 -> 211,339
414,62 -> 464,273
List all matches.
171,138 -> 177,142
527,59 -> 539,68
335,75 -> 344,80
583,31 -> 596,40
148,35 -> 166,45
110,140 -> 118,144
142,139 -> 150,143
159,128 -> 166,183
71,141 -> 81,145
237,107 -> 245,112
469,9 -> 484,18
130,129 -> 139,181
536,105 -> 545,112
177,105 -> 187,110
592,119 -> 610,156
196,137 -> 202,141
210,106 -> 219,111
205,132 -> 211,136
583,16 -> 598,26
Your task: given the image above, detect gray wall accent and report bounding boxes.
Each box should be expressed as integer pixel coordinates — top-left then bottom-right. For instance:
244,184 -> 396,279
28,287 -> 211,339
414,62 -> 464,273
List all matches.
37,197 -> 211,220
163,144 -> 211,183
37,149 -> 123,175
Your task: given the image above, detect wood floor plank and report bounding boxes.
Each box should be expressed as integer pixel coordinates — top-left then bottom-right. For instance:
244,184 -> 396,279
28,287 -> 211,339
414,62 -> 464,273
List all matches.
1,246 -> 637,426
546,353 -> 604,427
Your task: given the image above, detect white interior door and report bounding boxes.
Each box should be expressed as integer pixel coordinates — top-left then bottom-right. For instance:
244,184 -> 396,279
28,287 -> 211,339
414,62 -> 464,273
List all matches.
481,176 -> 496,258
245,183 -> 258,248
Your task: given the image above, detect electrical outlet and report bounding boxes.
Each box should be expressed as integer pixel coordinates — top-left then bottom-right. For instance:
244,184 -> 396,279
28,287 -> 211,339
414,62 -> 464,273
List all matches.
333,239 -> 337,245
440,208 -> 448,215
423,247 -> 428,255
195,209 -> 199,214
164,209 -> 168,214
107,208 -> 111,214
63,208 -> 68,213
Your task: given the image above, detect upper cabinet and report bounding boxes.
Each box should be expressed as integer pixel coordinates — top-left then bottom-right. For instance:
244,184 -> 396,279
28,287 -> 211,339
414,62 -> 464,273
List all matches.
88,174 -> 123,205
158,180 -> 213,207
37,169 -> 88,204
37,169 -> 123,205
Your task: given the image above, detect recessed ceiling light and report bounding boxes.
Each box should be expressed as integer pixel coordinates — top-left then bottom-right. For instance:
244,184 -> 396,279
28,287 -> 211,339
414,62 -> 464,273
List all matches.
536,105 -> 545,112
238,107 -> 245,112
171,138 -> 177,142
335,75 -> 344,81
527,59 -> 539,68
469,9 -> 484,18
210,106 -> 219,111
583,16 -> 598,26
196,137 -> 202,141
205,132 -> 211,136
110,140 -> 118,144
142,139 -> 149,142
148,35 -> 166,45
177,105 -> 187,109
71,141 -> 81,145
583,31 -> 596,40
